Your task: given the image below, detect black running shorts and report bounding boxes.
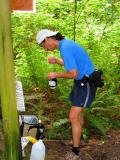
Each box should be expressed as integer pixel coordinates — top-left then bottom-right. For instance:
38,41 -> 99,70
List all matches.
69,80 -> 96,108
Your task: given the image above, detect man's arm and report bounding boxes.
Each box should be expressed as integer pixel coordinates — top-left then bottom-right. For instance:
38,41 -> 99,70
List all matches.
47,69 -> 78,79
48,57 -> 64,66
56,58 -> 64,66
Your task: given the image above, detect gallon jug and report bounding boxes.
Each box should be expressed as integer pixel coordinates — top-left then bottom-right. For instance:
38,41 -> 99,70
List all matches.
30,139 -> 45,160
21,136 -> 37,157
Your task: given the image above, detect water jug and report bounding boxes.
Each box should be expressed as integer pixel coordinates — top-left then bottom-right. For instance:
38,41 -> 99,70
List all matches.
30,139 -> 45,160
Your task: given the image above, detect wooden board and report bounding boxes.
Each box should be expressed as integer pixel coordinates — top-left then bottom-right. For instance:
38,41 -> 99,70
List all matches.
11,0 -> 36,12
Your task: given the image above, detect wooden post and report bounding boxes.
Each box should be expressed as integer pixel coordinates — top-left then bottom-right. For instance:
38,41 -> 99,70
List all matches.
0,0 -> 21,160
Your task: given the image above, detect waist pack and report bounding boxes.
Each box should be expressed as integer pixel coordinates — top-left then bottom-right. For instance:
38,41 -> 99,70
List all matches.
90,69 -> 104,88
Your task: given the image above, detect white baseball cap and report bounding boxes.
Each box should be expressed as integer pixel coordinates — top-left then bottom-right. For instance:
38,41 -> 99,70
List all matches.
36,29 -> 59,44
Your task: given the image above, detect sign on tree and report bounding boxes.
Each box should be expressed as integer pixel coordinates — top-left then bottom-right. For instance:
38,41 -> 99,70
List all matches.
11,0 -> 36,13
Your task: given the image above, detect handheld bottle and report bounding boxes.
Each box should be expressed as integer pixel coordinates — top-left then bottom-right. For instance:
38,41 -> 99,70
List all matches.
48,78 -> 57,89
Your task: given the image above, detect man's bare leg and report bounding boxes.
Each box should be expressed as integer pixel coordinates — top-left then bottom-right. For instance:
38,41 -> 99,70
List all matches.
69,107 -> 84,147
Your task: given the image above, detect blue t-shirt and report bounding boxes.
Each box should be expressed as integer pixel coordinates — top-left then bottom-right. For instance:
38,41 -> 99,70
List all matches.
59,39 -> 95,80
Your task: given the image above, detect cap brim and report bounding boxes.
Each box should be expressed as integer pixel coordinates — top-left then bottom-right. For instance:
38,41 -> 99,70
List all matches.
37,31 -> 59,44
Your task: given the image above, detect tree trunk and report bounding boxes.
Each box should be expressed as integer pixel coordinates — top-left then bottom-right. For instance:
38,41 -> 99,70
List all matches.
0,0 -> 21,160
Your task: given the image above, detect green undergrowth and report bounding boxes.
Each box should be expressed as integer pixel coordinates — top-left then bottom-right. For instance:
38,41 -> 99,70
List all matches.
23,86 -> 120,140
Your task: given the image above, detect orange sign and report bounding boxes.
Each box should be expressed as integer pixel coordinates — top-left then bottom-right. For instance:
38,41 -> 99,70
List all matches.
11,0 -> 36,12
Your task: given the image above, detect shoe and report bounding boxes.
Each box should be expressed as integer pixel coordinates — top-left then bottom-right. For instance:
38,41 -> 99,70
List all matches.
65,151 -> 81,160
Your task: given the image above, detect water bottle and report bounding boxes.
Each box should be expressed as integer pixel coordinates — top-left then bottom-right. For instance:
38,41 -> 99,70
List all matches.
28,120 -> 45,140
30,139 -> 45,160
36,121 -> 45,140
48,78 -> 57,89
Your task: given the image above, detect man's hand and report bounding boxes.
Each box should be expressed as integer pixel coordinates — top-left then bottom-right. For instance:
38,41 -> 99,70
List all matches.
47,72 -> 57,80
48,57 -> 64,66
48,57 -> 56,64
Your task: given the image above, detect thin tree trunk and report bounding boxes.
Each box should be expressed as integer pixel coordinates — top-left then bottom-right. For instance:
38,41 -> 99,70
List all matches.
0,0 -> 21,160
73,0 -> 77,41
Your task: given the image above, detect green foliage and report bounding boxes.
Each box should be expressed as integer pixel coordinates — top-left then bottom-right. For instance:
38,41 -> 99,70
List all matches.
11,0 -> 120,88
11,0 -> 120,139
83,89 -> 120,136
89,115 -> 112,135
82,128 -> 90,140
46,118 -> 71,140
52,118 -> 69,127
0,151 -> 6,160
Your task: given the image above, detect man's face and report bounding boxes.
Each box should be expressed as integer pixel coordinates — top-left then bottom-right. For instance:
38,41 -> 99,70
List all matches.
40,37 -> 56,51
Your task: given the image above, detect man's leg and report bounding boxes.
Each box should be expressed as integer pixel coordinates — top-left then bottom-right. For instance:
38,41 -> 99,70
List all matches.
65,107 -> 84,160
69,106 -> 84,148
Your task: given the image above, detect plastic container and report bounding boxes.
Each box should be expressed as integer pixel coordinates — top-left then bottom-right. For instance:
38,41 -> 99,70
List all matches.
48,78 -> 57,89
21,137 -> 29,157
28,120 -> 45,140
21,136 -> 37,157
30,139 -> 45,160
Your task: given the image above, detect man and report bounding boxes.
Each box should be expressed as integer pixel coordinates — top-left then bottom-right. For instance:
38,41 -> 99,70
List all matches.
36,29 -> 96,160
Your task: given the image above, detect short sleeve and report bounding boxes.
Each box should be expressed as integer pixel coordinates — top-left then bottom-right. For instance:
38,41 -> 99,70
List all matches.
61,50 -> 77,71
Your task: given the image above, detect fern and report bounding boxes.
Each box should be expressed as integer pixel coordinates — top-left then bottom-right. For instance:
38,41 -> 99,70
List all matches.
53,118 -> 69,128
89,115 -> 112,135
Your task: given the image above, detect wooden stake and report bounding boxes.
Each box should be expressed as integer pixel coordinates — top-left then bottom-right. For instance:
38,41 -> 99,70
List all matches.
0,0 -> 21,159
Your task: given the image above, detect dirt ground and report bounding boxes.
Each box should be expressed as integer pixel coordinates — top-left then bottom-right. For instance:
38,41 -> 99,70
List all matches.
38,129 -> 120,160
22,89 -> 120,160
0,89 -> 120,160
0,129 -> 120,160
21,128 -> 120,160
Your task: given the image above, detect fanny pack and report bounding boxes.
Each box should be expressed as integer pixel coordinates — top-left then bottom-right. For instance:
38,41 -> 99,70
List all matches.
80,69 -> 104,88
89,69 -> 104,88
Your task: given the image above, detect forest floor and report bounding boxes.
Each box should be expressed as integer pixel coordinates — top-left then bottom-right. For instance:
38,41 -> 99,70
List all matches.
23,129 -> 120,160
0,129 -> 120,160
0,88 -> 120,160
